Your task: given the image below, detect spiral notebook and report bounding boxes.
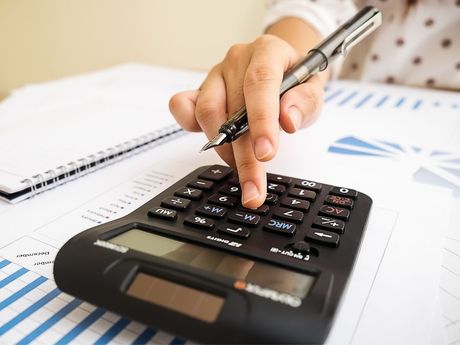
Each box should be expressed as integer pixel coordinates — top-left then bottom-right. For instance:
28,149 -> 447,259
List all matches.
0,64 -> 205,203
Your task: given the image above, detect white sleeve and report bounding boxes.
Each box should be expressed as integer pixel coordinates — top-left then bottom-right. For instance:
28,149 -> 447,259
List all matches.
263,0 -> 358,78
264,0 -> 358,37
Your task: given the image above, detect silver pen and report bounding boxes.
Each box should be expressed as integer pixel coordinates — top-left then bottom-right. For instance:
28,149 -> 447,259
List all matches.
200,6 -> 382,152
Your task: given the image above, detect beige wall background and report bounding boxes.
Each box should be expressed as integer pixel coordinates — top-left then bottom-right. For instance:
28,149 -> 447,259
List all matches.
0,0 -> 268,99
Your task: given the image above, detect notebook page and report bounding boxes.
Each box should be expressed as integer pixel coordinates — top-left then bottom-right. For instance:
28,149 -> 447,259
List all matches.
0,64 -> 205,194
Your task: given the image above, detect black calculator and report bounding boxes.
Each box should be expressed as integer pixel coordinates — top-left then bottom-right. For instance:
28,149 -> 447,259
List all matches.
54,165 -> 372,344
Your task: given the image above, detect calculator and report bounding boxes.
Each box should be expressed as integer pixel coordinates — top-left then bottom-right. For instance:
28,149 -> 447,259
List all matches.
54,165 -> 372,344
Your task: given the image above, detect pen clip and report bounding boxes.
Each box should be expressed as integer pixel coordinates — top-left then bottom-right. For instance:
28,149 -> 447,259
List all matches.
339,10 -> 382,56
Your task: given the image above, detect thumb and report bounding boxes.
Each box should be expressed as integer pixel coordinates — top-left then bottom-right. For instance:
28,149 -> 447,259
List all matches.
279,76 -> 324,133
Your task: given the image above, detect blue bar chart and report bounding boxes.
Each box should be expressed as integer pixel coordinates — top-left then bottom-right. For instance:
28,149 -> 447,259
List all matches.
0,259 -> 189,345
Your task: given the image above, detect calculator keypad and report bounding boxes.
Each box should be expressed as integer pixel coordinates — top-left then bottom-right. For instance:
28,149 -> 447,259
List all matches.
288,188 -> 316,201
306,229 -> 340,247
184,215 -> 214,230
148,206 -> 177,220
187,179 -> 214,190
217,224 -> 251,238
319,205 -> 350,221
148,165 -> 369,258
228,211 -> 261,226
161,196 -> 191,210
272,207 -> 304,223
196,204 -> 227,218
280,197 -> 310,212
313,216 -> 345,234
174,187 -> 203,200
264,219 -> 296,236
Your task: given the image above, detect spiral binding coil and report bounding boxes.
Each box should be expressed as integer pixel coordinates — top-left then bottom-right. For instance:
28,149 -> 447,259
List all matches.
19,124 -> 184,200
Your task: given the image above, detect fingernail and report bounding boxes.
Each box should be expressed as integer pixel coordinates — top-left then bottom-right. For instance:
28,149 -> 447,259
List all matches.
242,181 -> 260,205
288,106 -> 302,131
254,137 -> 273,160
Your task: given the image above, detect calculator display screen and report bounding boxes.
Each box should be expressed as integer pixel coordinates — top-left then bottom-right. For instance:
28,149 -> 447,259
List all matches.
109,229 -> 315,298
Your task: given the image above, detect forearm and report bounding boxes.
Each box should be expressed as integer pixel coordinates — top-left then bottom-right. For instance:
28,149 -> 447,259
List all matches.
265,17 -> 330,82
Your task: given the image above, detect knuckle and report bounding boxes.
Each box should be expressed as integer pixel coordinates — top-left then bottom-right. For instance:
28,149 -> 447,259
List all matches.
244,65 -> 277,89
236,158 -> 258,179
250,111 -> 275,125
195,100 -> 219,125
225,44 -> 246,63
254,34 -> 277,47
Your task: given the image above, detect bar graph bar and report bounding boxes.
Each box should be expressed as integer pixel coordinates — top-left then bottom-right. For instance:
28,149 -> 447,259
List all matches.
0,260 -> 192,345
322,83 -> 459,112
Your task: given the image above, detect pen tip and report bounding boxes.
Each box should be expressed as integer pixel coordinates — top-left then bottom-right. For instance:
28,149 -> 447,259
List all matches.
199,133 -> 228,153
200,141 -> 214,153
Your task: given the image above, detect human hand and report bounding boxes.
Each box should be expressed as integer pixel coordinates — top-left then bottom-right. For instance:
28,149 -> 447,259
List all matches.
169,34 -> 325,208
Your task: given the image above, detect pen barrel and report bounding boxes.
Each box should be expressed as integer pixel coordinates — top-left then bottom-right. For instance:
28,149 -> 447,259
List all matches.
280,50 -> 327,95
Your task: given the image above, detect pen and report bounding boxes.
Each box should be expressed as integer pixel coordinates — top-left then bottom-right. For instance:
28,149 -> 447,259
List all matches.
200,6 -> 382,152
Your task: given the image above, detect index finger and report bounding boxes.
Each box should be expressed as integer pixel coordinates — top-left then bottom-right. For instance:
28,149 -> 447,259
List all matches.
243,36 -> 299,162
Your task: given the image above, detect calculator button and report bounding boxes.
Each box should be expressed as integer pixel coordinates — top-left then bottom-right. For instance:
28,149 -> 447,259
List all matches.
187,179 -> 214,191
319,205 -> 350,221
196,204 -> 227,218
198,165 -> 233,182
267,183 -> 286,194
184,215 -> 215,230
288,188 -> 316,201
218,184 -> 241,197
217,224 -> 250,239
148,206 -> 177,220
174,187 -> 203,200
238,204 -> 270,216
330,186 -> 358,200
325,195 -> 354,209
306,230 -> 340,247
208,193 -> 237,207
264,193 -> 279,205
291,241 -> 311,255
294,180 -> 322,192
313,216 -> 345,234
227,176 -> 240,185
267,173 -> 292,185
272,207 -> 304,223
280,197 -> 310,212
228,211 -> 260,227
161,196 -> 191,210
264,219 -> 296,236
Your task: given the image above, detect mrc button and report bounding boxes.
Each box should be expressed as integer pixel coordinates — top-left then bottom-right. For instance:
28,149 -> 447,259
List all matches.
319,205 -> 350,221
264,219 -> 296,236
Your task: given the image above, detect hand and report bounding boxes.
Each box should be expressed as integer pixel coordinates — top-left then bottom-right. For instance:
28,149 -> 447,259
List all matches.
169,34 -> 325,208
